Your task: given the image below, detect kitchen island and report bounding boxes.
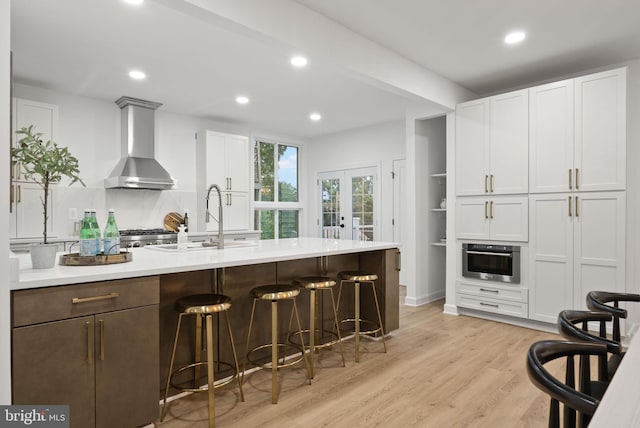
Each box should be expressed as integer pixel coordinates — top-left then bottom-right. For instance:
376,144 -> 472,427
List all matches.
10,237 -> 400,428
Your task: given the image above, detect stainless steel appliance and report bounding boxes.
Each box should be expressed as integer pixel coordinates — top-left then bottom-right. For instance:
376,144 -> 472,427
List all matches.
119,229 -> 177,247
462,243 -> 520,284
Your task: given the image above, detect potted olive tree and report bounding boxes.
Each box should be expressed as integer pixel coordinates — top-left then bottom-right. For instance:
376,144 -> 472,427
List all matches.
12,125 -> 85,268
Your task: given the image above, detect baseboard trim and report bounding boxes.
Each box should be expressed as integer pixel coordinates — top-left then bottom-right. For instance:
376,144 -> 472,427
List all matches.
404,290 -> 445,307
443,303 -> 458,316
457,307 -> 558,334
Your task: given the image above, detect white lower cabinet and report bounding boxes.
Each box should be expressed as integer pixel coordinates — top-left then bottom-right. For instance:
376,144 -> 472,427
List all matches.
456,195 -> 528,242
456,280 -> 528,318
529,192 -> 626,323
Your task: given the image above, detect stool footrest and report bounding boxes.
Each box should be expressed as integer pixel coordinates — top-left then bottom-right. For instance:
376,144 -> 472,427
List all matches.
246,343 -> 306,370
288,328 -> 341,349
169,360 -> 239,393
339,318 -> 383,336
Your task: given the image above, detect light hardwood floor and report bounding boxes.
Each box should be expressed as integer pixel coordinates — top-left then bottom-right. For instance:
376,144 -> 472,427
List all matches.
156,288 -> 559,427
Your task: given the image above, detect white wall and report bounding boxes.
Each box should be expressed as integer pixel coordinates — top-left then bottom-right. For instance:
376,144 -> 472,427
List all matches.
11,84 -> 306,235
1,0 -> 12,404
304,119 -> 405,241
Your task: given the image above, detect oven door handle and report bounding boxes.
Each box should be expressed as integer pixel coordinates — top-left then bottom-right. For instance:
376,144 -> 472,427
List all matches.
465,250 -> 513,257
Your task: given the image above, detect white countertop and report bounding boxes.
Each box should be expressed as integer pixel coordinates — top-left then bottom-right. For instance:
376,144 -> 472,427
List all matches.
11,237 -> 399,290
589,330 -> 640,427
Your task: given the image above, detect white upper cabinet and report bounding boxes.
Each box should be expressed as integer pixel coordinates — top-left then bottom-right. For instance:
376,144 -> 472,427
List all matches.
456,98 -> 490,195
574,68 -> 626,192
204,130 -> 250,192
530,68 -> 626,193
489,89 -> 529,195
529,80 -> 575,193
456,195 -> 528,242
456,89 -> 528,196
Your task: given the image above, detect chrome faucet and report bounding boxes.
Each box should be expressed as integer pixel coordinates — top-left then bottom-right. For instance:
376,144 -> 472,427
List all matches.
205,184 -> 224,249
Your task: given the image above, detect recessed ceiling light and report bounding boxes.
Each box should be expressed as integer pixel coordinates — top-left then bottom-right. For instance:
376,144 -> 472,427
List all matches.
128,70 -> 146,80
504,31 -> 526,45
236,96 -> 250,104
123,0 -> 144,5
309,113 -> 322,121
291,56 -> 308,67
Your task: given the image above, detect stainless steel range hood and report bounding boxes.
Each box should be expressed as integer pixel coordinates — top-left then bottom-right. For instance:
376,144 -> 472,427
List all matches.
104,96 -> 176,190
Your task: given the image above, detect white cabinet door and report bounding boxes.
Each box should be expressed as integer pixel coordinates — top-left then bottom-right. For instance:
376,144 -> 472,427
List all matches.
529,194 -> 574,323
204,130 -> 249,192
13,183 -> 53,239
455,197 -> 490,240
455,98 -> 490,196
574,68 -> 626,192
573,191 -> 626,309
206,192 -> 249,232
489,89 -> 528,195
529,80 -> 574,194
489,196 -> 528,242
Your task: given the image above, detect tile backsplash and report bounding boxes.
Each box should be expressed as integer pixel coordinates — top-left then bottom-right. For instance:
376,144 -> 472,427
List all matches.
51,186 -> 197,237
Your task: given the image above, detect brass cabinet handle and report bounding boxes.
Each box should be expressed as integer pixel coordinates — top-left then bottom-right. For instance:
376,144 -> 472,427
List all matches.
568,196 -> 572,217
395,250 -> 401,272
569,169 -> 572,190
86,321 -> 93,365
575,168 -> 579,190
10,185 -> 13,213
484,175 -> 488,193
484,201 -> 488,219
490,201 -> 494,219
480,288 -> 499,294
575,196 -> 579,217
72,292 -> 119,304
17,184 -> 21,203
99,320 -> 105,361
490,174 -> 494,193
229,193 -> 232,205
229,177 -> 232,190
17,161 -> 21,180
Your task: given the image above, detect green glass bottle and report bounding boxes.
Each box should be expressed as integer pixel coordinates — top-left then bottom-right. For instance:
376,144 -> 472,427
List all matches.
90,209 -> 101,254
79,209 -> 96,256
103,209 -> 121,255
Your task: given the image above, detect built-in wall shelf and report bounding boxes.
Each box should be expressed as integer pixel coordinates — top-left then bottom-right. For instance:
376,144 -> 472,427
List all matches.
431,173 -> 447,178
432,242 -> 446,247
432,208 -> 446,212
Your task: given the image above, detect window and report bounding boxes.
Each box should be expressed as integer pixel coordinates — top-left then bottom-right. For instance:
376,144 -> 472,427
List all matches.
254,140 -> 301,239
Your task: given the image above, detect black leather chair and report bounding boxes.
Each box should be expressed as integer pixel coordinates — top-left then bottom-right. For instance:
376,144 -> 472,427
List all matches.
557,310 -> 620,382
527,340 -> 607,428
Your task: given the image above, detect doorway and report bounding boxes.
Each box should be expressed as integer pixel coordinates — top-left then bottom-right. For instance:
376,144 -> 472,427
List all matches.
318,166 -> 379,241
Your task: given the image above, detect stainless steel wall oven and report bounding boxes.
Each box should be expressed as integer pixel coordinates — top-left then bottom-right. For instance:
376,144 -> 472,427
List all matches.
462,243 -> 520,284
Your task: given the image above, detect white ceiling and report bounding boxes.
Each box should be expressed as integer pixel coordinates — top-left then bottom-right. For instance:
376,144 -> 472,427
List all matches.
11,0 -> 640,139
296,0 -> 640,94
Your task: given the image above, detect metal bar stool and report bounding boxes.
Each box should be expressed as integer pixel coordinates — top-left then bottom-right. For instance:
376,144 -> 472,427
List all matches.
290,276 -> 346,378
244,284 -> 311,404
337,271 -> 387,362
161,293 -> 244,428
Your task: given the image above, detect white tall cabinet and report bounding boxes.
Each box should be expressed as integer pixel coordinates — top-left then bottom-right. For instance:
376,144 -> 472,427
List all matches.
196,130 -> 251,232
455,66 -> 627,325
10,98 -> 58,239
528,67 -> 627,323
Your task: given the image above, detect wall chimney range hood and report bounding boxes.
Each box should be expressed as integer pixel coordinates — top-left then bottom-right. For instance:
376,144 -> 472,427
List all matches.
104,96 -> 176,190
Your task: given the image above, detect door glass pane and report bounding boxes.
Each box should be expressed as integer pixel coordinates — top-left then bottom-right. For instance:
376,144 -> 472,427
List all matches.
321,178 -> 341,239
351,175 -> 374,241
278,210 -> 299,238
278,145 -> 298,202
254,142 -> 274,202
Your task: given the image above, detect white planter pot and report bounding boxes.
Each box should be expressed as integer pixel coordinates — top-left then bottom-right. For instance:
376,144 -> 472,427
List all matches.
30,243 -> 58,269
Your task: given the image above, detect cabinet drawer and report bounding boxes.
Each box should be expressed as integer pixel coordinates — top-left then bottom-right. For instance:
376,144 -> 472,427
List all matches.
457,292 -> 528,318
457,281 -> 528,303
13,276 -> 160,327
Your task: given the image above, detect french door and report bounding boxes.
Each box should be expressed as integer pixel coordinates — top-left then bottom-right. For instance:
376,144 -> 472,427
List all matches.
318,167 -> 378,241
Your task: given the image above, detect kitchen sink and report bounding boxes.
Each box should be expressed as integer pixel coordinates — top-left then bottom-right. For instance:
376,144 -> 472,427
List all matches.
145,240 -> 257,252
